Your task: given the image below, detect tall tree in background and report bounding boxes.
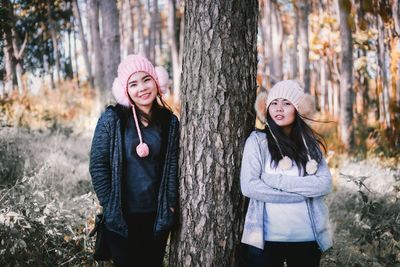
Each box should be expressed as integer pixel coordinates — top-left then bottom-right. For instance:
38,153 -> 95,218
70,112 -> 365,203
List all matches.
339,0 -> 354,151
89,0 -> 105,93
168,0 -> 183,101
270,0 -> 283,83
11,29 -> 27,94
291,0 -> 299,80
47,0 -> 61,83
136,0 -> 146,55
169,0 -> 258,265
297,0 -> 311,93
72,0 -> 94,89
1,0 -> 15,93
99,0 -> 120,104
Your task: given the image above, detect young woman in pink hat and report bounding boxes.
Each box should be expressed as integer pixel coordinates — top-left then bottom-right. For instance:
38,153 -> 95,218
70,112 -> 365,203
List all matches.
240,80 -> 333,267
89,55 -> 179,266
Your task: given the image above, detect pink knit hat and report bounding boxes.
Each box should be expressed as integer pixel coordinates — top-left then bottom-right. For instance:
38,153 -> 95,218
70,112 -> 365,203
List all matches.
254,80 -> 315,123
112,54 -> 169,158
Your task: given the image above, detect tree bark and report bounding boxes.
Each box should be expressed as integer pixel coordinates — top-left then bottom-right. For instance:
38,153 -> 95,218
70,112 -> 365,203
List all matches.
298,0 -> 311,93
72,0 -> 94,89
264,0 -> 272,87
136,0 -> 146,55
99,0 -> 120,104
169,0 -> 258,265
377,15 -> 391,128
270,0 -> 283,83
320,58 -> 326,113
259,5 -> 268,89
12,30 -> 28,94
88,0 -> 105,92
153,0 -> 161,61
338,0 -> 354,151
127,0 -> 135,54
168,0 -> 181,98
292,0 -> 299,79
2,0 -> 15,93
47,0 -> 61,83
73,23 -> 80,87
392,0 -> 400,35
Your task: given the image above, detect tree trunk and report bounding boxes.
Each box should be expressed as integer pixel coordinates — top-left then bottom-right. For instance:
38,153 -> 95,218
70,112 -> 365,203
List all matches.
377,15 -> 391,129
320,58 -> 326,113
2,0 -> 15,93
88,0 -> 105,92
292,0 -> 299,79
137,0 -> 146,55
99,0 -> 120,104
338,0 -> 354,151
72,0 -> 94,89
168,0 -> 180,96
146,0 -> 156,62
259,6 -> 268,89
264,0 -> 272,87
169,0 -> 258,265
47,0 -> 61,83
73,23 -> 80,87
298,0 -> 311,93
153,0 -> 161,61
270,0 -> 283,83
127,0 -> 135,54
392,0 -> 400,36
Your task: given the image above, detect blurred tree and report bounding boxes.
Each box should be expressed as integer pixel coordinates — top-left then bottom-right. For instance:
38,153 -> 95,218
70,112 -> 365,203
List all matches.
297,0 -> 311,93
47,0 -> 62,83
270,0 -> 283,83
1,0 -> 15,93
88,0 -> 105,92
99,0 -> 120,104
168,0 -> 182,100
339,0 -> 355,151
136,0 -> 146,55
72,0 -> 94,89
169,0 -> 258,265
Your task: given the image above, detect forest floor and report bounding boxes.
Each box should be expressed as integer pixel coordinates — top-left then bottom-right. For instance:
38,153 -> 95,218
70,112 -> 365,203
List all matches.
0,126 -> 399,266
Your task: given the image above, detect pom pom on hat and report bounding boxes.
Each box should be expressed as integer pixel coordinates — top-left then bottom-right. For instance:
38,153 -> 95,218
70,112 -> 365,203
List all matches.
155,66 -> 170,94
254,91 -> 268,123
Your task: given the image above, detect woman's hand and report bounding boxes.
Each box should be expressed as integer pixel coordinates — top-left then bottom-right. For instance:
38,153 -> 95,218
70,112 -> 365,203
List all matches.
170,207 -> 175,213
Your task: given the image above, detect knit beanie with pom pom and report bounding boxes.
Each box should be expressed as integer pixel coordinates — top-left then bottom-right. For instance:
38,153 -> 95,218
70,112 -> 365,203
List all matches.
254,80 -> 315,123
111,54 -> 170,158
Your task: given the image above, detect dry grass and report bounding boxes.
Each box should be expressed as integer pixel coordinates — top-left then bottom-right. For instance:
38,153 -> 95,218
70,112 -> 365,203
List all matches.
0,127 -> 102,266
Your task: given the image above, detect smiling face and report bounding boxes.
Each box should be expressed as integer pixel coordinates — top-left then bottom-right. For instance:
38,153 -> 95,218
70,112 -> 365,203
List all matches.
127,72 -> 158,113
268,98 -> 296,132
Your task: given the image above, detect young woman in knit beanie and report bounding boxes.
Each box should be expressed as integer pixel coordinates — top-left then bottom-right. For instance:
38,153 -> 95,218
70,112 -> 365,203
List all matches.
89,55 -> 179,266
240,80 -> 333,267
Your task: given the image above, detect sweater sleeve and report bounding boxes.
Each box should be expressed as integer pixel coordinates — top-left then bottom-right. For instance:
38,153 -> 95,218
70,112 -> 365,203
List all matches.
89,113 -> 112,208
240,133 -> 306,203
262,158 -> 333,198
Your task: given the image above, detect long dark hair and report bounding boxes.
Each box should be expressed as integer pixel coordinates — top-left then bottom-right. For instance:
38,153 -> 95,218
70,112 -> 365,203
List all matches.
263,111 -> 327,175
127,93 -> 173,126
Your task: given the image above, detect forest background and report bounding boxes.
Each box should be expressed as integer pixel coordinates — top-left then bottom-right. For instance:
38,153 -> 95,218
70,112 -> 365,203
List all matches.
0,0 -> 399,266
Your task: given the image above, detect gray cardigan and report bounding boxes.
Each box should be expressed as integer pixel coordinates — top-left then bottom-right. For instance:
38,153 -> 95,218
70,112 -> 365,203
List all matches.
240,131 -> 333,251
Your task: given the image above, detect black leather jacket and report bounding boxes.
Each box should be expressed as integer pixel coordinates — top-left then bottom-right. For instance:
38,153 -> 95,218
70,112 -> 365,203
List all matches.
89,105 -> 179,237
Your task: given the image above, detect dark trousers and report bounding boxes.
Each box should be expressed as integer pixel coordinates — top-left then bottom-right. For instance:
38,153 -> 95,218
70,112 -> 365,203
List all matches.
106,212 -> 169,267
245,241 -> 322,267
